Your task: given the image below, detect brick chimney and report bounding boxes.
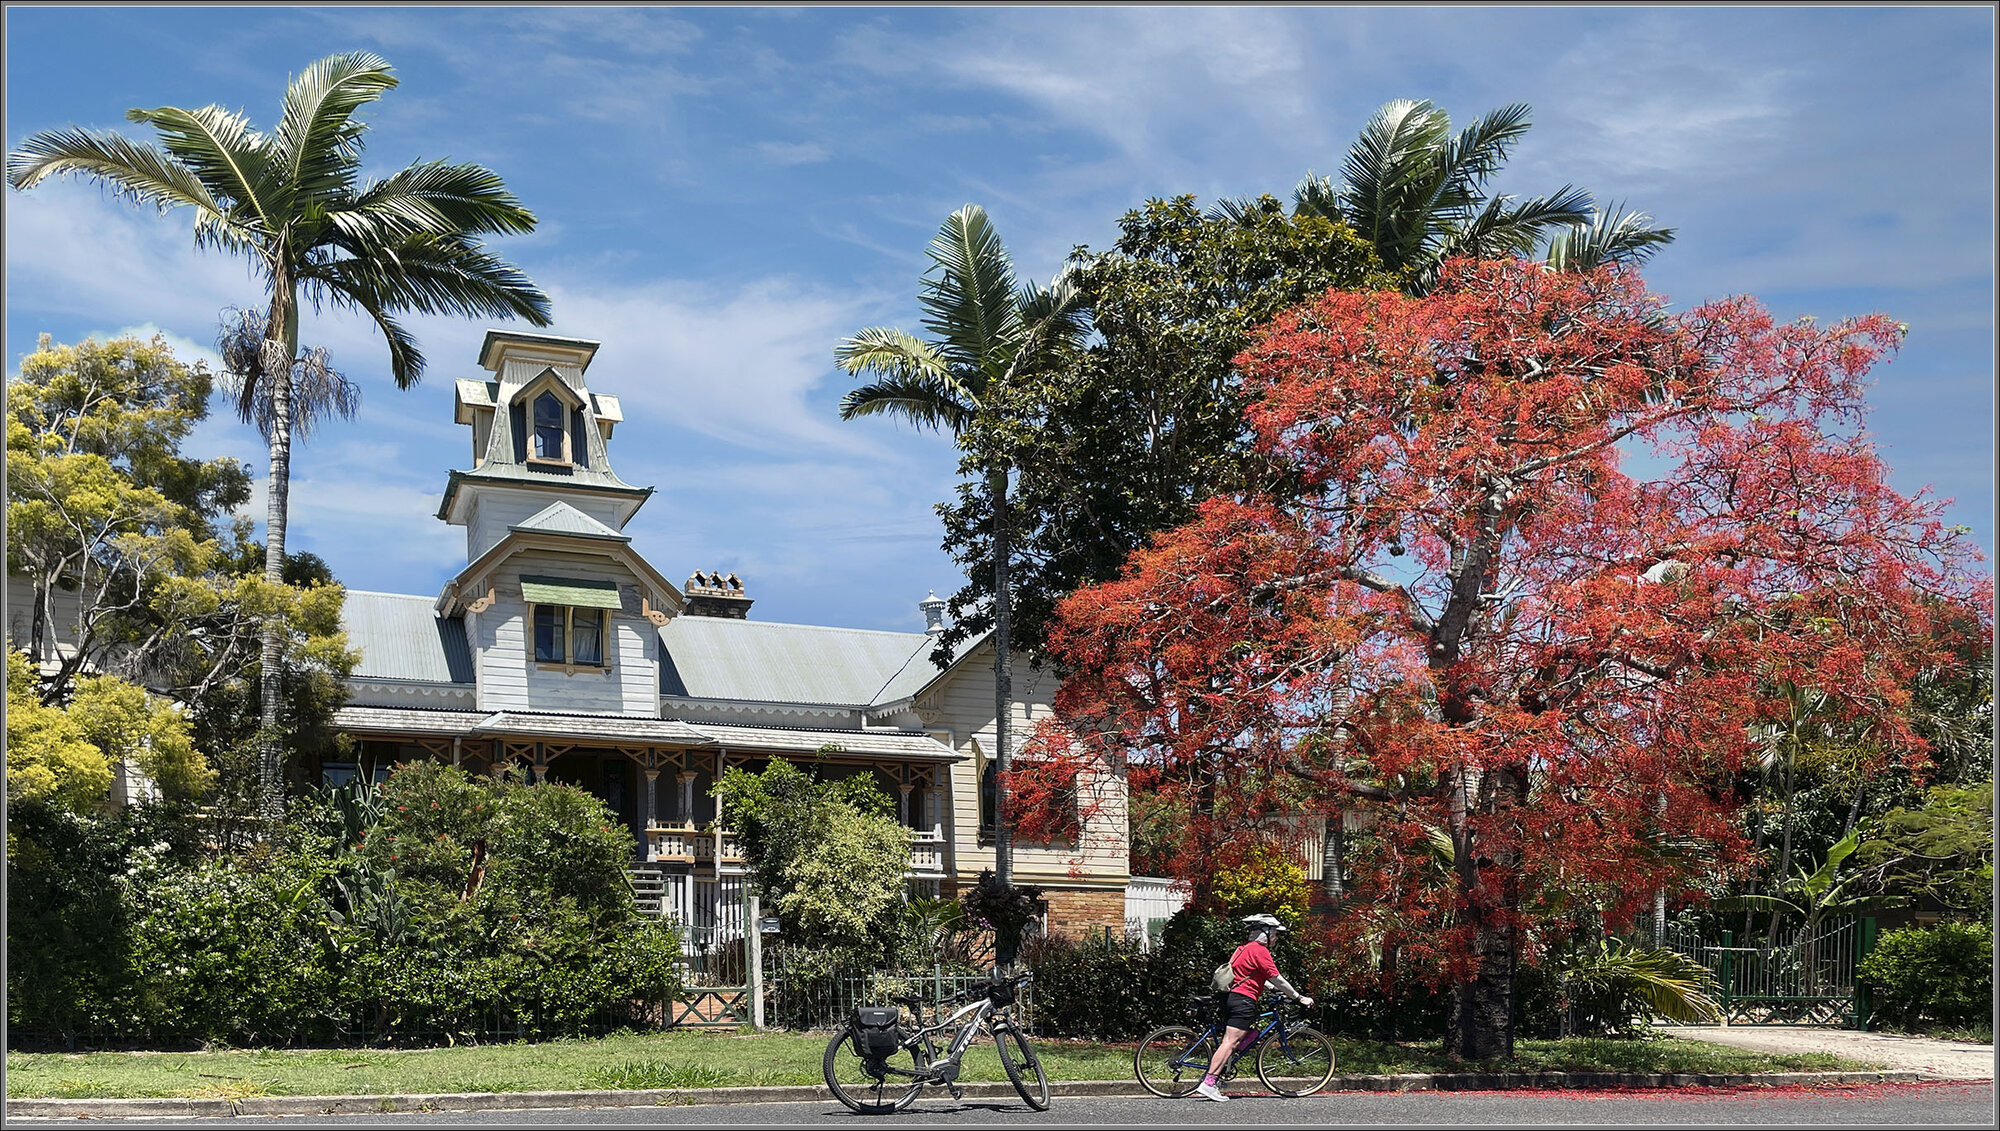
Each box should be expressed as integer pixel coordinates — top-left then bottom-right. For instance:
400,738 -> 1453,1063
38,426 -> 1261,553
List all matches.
683,571 -> 752,619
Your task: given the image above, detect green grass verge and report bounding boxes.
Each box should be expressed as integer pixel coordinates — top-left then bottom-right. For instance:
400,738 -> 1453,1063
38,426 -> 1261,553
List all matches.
4,1030 -> 1884,1100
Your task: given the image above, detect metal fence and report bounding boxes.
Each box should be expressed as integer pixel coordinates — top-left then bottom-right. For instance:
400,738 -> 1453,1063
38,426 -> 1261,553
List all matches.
1652,915 -> 1873,1027
764,961 -> 1037,1033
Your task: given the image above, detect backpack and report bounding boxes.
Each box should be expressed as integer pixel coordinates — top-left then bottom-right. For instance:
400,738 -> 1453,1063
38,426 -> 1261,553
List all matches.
1212,947 -> 1238,992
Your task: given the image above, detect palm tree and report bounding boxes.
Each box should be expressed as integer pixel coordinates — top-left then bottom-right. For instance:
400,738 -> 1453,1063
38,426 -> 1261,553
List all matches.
1227,99 -> 1675,291
9,52 -> 552,815
836,205 -> 1085,893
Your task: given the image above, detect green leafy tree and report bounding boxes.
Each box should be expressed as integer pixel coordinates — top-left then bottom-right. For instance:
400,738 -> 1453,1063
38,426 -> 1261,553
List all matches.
836,204 -> 1087,886
938,196 -> 1392,662
6,334 -> 250,697
713,759 -> 910,956
9,51 -> 552,815
1853,783 -> 1994,919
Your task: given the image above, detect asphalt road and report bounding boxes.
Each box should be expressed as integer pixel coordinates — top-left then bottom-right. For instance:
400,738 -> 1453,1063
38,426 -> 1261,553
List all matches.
55,1080 -> 1994,1128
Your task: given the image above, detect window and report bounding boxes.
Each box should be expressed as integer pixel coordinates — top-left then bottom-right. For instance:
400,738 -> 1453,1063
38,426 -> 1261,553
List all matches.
532,391 -> 567,462
532,604 -> 608,668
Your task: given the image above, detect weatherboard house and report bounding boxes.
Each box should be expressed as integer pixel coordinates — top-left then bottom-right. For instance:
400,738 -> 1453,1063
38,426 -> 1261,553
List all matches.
329,331 -> 1131,936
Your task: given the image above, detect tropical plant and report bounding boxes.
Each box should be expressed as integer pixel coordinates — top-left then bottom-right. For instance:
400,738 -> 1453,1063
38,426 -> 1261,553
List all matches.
1715,827 -> 1905,936
1559,937 -> 1722,1035
1229,99 -> 1673,291
8,51 -> 551,815
835,204 -> 1087,886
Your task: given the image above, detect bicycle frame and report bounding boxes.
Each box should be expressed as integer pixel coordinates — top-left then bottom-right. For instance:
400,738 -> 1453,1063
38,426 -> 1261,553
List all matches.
887,995 -> 1000,1086
1179,999 -> 1293,1078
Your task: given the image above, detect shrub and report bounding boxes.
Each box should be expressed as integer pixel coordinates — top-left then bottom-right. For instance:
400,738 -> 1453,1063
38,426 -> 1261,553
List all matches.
1859,921 -> 1993,1032
124,851 -> 346,1044
1207,843 -> 1310,927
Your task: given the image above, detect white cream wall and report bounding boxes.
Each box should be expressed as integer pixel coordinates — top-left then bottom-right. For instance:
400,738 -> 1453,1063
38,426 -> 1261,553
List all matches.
932,644 -> 1129,889
470,551 -> 658,715
464,489 -> 630,562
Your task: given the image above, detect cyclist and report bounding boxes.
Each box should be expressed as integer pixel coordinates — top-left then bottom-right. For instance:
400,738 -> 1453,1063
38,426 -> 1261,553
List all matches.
1194,912 -> 1314,1103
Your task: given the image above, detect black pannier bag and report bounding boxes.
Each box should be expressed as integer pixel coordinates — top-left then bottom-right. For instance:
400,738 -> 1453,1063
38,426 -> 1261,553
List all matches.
850,1006 -> 902,1059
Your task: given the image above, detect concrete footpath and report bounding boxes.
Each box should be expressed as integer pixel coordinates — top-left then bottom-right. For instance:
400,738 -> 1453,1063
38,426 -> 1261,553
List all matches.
3,1068 -> 1936,1121
1658,1025 -> 1996,1080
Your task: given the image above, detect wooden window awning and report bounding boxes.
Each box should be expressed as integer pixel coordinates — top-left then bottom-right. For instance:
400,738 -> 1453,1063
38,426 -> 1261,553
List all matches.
520,575 -> 622,609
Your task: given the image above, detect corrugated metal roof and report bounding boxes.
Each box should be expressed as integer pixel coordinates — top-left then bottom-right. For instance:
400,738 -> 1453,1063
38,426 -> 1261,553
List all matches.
343,591 -> 474,683
693,722 -> 958,760
334,705 -> 487,734
658,617 -> 935,706
510,501 -> 629,542
473,710 -> 708,744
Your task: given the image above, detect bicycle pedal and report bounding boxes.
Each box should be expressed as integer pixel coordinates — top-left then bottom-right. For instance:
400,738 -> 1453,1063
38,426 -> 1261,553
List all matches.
948,1084 -> 964,1100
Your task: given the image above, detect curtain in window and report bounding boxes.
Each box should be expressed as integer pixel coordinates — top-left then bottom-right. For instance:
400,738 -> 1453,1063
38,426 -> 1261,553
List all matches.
571,607 -> 604,665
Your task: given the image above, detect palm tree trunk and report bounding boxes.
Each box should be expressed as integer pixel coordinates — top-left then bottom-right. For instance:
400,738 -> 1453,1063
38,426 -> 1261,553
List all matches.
991,466 -> 1014,889
257,280 -> 296,821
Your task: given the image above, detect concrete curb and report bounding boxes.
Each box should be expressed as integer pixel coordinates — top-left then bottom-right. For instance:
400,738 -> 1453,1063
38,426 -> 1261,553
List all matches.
3,1070 -> 1930,1119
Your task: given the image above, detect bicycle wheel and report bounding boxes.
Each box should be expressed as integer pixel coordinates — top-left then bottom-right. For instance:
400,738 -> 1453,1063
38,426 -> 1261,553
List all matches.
1134,1024 -> 1218,1098
823,1023 -> 924,1114
1256,1024 -> 1335,1097
993,1019 -> 1051,1111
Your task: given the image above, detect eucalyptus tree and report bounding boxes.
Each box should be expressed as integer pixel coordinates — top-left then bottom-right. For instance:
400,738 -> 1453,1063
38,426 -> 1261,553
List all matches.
8,51 -> 552,815
835,205 -> 1086,889
1233,99 -> 1675,290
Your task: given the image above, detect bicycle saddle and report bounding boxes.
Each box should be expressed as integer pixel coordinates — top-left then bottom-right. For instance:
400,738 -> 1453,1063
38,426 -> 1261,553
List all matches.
889,993 -> 925,1008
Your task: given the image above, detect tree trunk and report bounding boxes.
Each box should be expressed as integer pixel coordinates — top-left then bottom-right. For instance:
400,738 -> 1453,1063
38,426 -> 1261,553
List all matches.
1444,762 -> 1524,1061
257,279 -> 297,822
991,466 -> 1013,889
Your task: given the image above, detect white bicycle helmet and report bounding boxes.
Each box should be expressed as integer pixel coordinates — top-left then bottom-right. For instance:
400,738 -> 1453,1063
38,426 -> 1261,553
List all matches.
1241,912 -> 1287,936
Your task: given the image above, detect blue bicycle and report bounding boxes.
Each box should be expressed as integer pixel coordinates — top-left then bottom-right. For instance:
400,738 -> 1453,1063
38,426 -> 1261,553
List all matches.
1134,995 -> 1335,1098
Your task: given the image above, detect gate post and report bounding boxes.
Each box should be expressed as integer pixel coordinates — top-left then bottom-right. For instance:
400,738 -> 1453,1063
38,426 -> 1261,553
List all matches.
1719,930 -> 1735,1026
1854,916 -> 1878,1031
747,889 -> 766,1031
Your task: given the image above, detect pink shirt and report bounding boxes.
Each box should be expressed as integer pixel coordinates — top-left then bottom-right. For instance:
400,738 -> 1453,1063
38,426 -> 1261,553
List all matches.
1228,939 -> 1280,999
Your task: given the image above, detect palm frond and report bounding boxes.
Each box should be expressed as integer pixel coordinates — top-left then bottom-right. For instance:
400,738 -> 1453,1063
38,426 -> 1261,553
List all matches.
1565,940 -> 1722,1025
1339,98 -> 1452,274
837,374 -> 979,433
1007,267 -> 1090,379
1209,194 -> 1284,225
1443,184 -> 1595,260
1542,204 -> 1677,272
1290,172 -> 1343,222
349,159 -> 539,239
125,104 -> 278,224
271,51 -> 395,205
1434,102 -> 1533,205
309,233 -> 552,334
835,325 -> 948,378
920,204 -> 1021,385
6,126 -> 231,222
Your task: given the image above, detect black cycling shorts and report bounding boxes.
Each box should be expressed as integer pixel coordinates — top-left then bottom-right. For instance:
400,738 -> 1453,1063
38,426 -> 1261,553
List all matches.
1219,990 -> 1260,1031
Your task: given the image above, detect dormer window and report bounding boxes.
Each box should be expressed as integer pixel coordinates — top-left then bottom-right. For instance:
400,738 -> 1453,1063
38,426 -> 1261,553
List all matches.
520,574 -> 620,673
532,392 -> 567,462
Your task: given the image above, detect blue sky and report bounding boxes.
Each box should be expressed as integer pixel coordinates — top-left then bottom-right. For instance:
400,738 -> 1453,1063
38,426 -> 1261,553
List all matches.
6,6 -> 1993,633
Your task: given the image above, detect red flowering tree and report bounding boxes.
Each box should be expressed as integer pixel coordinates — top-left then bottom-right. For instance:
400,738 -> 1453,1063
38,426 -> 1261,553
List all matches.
1040,258 -> 1986,1059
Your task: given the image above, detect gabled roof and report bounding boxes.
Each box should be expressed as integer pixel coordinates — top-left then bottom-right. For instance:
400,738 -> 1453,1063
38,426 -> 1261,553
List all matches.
656,615 -> 991,710
343,591 -> 475,684
658,617 -> 937,706
510,500 -> 629,542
